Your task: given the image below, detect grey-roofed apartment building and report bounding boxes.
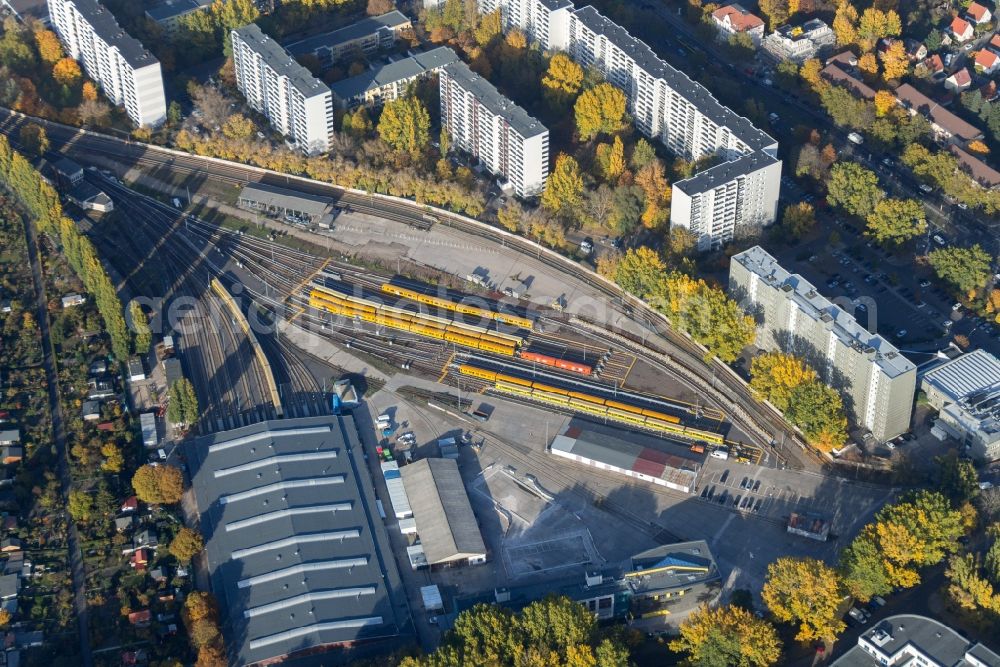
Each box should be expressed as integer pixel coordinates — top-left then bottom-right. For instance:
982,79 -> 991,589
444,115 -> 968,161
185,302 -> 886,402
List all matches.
144,0 -> 212,36
921,349 -> 1000,460
47,0 -> 166,127
285,11 -> 412,68
479,0 -> 781,248
730,246 -> 916,442
232,24 -> 334,155
399,458 -> 486,566
186,416 -> 410,666
440,60 -> 549,197
330,46 -> 459,108
832,614 -> 1000,667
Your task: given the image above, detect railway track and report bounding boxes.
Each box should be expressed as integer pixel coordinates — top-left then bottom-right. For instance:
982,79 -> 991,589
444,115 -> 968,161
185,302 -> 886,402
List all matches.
11,116 -> 810,466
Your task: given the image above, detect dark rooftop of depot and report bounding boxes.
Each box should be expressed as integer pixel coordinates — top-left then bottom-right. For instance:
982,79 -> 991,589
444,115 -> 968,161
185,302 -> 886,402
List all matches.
185,416 -> 409,666
68,0 -> 158,67
239,182 -> 333,217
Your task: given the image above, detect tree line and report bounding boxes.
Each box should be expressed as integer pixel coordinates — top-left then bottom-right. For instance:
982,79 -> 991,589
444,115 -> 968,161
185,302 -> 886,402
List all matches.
0,134 -> 131,360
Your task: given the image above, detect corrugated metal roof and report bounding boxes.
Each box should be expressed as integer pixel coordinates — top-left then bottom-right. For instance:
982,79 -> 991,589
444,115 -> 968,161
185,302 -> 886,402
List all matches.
923,349 -> 1000,403
185,416 -> 408,665
400,459 -> 486,564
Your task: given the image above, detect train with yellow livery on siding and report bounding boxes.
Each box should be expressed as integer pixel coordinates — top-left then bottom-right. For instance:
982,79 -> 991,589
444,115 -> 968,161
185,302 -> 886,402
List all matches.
459,364 -> 725,445
308,287 -> 518,356
381,283 -> 534,331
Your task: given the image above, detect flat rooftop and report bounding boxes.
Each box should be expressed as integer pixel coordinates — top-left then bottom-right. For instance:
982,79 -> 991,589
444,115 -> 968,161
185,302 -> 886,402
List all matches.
233,23 -> 330,99
674,151 -> 779,195
329,46 -> 458,101
922,349 -> 1000,403
832,614 -> 1000,666
732,245 -> 915,379
63,0 -> 157,67
442,60 -> 547,139
624,540 -> 720,593
238,182 -> 333,217
185,416 -> 409,666
285,11 -> 410,56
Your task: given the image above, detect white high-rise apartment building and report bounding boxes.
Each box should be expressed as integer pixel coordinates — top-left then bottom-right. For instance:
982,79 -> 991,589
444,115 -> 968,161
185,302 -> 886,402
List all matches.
480,0 -> 782,250
729,246 -> 916,442
47,0 -> 166,127
440,60 -> 549,197
231,24 -> 333,156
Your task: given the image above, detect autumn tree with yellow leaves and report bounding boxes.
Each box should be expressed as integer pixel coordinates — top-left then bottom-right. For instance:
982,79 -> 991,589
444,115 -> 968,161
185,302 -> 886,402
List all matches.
377,96 -> 431,157
33,28 -> 63,64
595,135 -> 626,182
832,1 -> 859,46
762,557 -> 845,641
671,604 -> 782,667
881,40 -> 909,80
541,153 -> 585,216
52,57 -> 82,86
749,353 -> 817,411
634,159 -> 671,228
542,53 -> 583,109
574,83 -> 628,141
874,89 -> 896,116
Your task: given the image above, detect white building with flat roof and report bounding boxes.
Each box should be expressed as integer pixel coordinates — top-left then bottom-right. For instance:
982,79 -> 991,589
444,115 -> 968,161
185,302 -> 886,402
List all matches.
478,0 -> 782,250
48,0 -> 166,127
231,24 -> 333,155
729,246 -> 917,442
440,60 -> 549,197
921,349 -> 1000,461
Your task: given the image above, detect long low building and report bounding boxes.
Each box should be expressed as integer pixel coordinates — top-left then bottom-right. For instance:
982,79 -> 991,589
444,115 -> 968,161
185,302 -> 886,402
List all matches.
285,11 -> 412,68
186,417 -> 410,666
329,46 -> 459,108
237,182 -> 337,227
399,458 -> 486,567
549,421 -> 701,493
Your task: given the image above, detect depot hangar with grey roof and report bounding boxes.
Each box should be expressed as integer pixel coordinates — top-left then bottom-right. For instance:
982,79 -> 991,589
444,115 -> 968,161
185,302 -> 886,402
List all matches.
185,416 -> 410,666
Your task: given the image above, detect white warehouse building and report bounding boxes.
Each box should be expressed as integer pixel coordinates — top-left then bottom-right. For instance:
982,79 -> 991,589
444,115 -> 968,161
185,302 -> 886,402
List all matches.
440,60 -> 550,197
479,0 -> 782,250
47,0 -> 166,127
231,24 -> 333,156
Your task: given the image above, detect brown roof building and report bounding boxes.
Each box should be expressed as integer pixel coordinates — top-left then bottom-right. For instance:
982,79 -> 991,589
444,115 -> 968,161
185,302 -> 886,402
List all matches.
895,84 -> 983,142
951,145 -> 1000,189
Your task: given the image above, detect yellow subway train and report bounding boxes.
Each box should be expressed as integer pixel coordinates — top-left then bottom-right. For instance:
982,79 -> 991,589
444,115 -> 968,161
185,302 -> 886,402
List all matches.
311,285 -> 524,347
381,283 -> 534,331
309,294 -> 517,356
458,364 -> 724,444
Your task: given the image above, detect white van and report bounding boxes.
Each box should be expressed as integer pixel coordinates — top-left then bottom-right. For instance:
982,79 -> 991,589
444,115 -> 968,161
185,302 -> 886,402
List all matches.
709,447 -> 729,460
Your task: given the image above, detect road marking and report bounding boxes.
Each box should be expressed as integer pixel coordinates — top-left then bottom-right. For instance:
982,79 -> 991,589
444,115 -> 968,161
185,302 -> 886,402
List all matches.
621,354 -> 638,384
286,257 -> 330,303
437,352 -> 455,383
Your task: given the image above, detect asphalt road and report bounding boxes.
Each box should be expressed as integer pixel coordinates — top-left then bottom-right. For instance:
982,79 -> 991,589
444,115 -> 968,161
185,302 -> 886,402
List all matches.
21,207 -> 93,665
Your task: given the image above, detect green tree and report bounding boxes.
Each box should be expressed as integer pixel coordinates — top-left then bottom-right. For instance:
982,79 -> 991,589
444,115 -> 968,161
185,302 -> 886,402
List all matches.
169,527 -> 205,562
541,153 -> 584,216
18,123 -> 49,157
68,489 -> 95,523
631,138 -> 656,170
827,162 -> 883,218
596,135 -> 626,182
761,557 -> 845,641
574,83 -> 628,141
132,464 -> 184,505
377,96 -> 431,157
670,604 -> 782,667
214,0 -> 260,56
100,442 -> 124,474
128,300 -> 152,353
873,490 -> 965,588
866,198 -> 926,246
785,381 -> 848,453
928,244 -> 992,295
935,452 -> 979,504
749,352 -> 817,412
840,529 -> 893,602
781,202 -> 816,238
167,377 -> 199,426
609,185 -> 643,235
612,247 -> 665,298
541,53 -> 584,109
